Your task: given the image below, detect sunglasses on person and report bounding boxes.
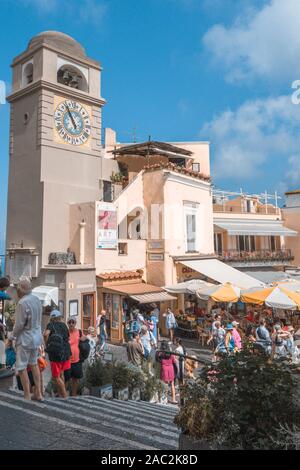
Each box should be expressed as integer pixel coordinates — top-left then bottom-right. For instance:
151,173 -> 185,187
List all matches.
68,320 -> 76,325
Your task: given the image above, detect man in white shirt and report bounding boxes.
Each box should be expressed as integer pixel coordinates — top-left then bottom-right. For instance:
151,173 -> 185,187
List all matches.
12,279 -> 43,401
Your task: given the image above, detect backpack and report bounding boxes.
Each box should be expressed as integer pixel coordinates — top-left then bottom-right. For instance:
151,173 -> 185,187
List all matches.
78,329 -> 90,363
45,324 -> 65,361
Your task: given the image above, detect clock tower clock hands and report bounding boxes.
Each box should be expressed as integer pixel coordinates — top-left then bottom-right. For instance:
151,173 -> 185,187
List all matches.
65,102 -> 77,131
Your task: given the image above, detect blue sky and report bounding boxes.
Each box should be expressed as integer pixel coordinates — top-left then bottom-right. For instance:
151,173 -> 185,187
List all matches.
1,0 -> 300,254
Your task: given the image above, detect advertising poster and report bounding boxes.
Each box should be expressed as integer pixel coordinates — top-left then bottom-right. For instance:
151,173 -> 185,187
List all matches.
97,203 -> 118,249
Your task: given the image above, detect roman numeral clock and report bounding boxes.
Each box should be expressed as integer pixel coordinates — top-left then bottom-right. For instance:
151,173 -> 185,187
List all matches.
54,98 -> 92,146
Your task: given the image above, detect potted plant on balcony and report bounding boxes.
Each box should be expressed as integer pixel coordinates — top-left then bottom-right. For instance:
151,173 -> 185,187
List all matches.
110,171 -> 125,185
84,358 -> 113,399
175,344 -> 300,450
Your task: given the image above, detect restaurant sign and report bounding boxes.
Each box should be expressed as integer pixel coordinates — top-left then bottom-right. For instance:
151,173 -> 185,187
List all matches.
97,202 -> 118,249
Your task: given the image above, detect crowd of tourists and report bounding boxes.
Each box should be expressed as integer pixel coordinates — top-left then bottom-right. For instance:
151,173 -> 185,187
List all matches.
0,278 -> 111,400
126,307 -> 198,404
207,310 -> 300,362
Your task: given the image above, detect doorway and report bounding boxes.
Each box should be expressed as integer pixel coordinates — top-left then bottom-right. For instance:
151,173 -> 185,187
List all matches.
81,292 -> 96,334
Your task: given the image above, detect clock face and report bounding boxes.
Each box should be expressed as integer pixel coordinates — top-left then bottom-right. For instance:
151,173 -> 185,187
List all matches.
54,100 -> 91,145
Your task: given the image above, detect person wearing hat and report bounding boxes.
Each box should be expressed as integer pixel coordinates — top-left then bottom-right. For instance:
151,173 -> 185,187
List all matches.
43,310 -> 71,399
232,321 -> 242,350
224,324 -> 237,355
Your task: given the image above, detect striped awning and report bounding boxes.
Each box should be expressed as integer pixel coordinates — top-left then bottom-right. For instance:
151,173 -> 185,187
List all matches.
130,292 -> 177,304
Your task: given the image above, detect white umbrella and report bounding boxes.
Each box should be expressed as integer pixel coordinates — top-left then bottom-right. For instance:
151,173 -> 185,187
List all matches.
164,279 -> 213,294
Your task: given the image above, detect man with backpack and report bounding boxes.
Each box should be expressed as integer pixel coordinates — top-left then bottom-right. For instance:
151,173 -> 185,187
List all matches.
43,310 -> 71,399
64,317 -> 89,397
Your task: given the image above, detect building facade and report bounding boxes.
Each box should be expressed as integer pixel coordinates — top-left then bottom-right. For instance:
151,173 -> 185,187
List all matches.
6,31 -> 299,340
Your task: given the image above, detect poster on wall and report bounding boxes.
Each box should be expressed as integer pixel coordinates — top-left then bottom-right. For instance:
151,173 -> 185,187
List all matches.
97,202 -> 118,249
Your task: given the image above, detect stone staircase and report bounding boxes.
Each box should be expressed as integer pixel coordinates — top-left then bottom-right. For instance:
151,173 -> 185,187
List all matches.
0,388 -> 180,450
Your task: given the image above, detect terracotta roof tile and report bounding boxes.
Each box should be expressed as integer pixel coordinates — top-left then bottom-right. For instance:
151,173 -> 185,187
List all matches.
97,270 -> 143,281
143,162 -> 211,182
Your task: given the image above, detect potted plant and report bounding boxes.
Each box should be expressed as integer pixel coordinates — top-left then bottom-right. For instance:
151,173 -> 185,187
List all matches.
175,344 -> 300,450
84,358 -> 113,399
127,363 -> 145,401
112,361 -> 130,400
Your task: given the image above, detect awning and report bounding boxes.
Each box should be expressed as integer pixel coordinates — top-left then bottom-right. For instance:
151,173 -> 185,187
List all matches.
32,286 -> 58,306
244,271 -> 293,284
103,282 -> 162,296
180,259 -> 263,289
164,279 -> 213,294
130,292 -> 177,304
214,219 -> 298,237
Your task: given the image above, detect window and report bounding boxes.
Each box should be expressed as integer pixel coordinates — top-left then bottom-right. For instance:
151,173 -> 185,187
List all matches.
270,236 -> 276,251
237,235 -> 256,252
184,203 -> 199,253
192,163 -> 200,173
118,242 -> 128,255
214,233 -> 223,255
103,180 -> 113,202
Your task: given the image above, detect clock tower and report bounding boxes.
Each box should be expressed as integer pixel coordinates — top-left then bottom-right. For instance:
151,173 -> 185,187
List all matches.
6,32 -> 116,315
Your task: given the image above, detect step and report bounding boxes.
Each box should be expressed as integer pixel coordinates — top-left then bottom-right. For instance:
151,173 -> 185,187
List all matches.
51,397 -> 178,433
77,395 -> 178,419
0,390 -> 179,450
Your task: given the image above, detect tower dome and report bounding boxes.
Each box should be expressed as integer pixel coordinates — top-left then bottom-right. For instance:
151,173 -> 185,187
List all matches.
28,31 -> 86,57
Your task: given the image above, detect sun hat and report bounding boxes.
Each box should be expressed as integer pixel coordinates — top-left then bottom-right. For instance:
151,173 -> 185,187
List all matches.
232,321 -> 239,327
50,309 -> 62,319
226,323 -> 234,330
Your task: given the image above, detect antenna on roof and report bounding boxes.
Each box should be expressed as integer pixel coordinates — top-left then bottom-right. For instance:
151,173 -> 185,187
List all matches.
132,127 -> 137,143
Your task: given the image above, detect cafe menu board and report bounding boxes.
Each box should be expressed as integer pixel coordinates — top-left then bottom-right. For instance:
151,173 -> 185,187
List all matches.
97,202 -> 117,249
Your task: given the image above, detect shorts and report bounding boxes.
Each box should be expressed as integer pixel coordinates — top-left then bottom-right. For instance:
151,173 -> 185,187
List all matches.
64,361 -> 83,381
15,345 -> 39,372
50,360 -> 71,379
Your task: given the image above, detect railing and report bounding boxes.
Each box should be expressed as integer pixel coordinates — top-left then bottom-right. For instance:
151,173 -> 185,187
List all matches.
219,249 -> 293,262
213,204 -> 280,215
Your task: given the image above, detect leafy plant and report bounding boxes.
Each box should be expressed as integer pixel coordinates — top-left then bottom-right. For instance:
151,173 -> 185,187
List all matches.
84,358 -> 113,388
127,363 -> 146,392
112,361 -> 131,390
4,302 -> 16,331
175,344 -> 300,449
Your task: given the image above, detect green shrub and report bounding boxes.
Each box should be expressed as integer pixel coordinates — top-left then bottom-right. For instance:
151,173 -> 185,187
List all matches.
84,358 -> 113,388
112,361 -> 131,390
175,344 -> 300,450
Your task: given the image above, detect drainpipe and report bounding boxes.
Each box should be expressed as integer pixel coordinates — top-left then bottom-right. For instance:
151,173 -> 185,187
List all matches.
79,221 -> 86,265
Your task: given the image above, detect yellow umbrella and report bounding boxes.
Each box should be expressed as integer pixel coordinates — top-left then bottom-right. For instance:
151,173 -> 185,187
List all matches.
241,285 -> 300,310
197,282 -> 240,303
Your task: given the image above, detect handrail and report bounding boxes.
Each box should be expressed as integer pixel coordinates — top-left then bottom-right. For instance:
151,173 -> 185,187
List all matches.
156,349 -> 203,364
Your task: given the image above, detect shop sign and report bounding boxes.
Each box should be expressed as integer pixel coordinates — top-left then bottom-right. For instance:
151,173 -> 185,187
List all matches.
97,202 -> 118,250
148,253 -> 164,261
148,240 -> 164,249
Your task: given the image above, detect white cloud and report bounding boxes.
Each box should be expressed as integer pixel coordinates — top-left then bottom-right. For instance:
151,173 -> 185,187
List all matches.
17,0 -> 107,24
203,0 -> 300,83
21,0 -> 57,12
201,95 -> 300,189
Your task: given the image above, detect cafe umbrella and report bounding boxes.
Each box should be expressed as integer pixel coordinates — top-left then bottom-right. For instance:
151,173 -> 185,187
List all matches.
196,282 -> 241,303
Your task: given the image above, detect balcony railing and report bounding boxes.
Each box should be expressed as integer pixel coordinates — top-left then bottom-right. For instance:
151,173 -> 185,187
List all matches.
219,249 -> 293,263
213,204 -> 280,215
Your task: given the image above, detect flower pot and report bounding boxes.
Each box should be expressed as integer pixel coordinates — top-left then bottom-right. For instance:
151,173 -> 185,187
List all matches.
130,388 -> 141,401
90,384 -> 113,399
141,390 -> 158,403
114,387 -> 129,401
